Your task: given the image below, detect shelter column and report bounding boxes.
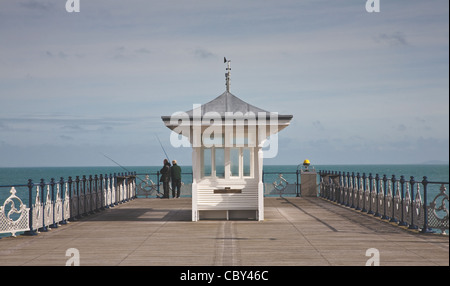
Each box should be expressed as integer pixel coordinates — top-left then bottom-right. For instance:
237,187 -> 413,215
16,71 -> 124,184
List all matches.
191,147 -> 200,221
257,147 -> 264,221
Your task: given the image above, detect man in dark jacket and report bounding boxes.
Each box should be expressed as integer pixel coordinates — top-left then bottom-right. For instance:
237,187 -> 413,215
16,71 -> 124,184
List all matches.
171,160 -> 182,198
160,159 -> 171,198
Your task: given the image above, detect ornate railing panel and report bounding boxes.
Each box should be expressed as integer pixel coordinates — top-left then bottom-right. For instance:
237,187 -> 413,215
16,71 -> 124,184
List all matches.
319,171 -> 449,234
0,187 -> 30,237
1,172 -> 136,238
427,184 -> 449,234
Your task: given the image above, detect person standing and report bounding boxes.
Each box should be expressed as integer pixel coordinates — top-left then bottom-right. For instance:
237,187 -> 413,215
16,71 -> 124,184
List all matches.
160,159 -> 171,198
171,160 -> 182,198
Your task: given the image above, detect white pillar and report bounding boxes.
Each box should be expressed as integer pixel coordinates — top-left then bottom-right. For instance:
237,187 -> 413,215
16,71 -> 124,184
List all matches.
257,147 -> 264,221
191,147 -> 199,221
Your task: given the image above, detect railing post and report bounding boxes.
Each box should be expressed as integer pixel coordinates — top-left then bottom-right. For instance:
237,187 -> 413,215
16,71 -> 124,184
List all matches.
89,175 -> 94,214
157,171 -> 160,194
60,177 -> 67,225
25,179 -> 38,236
114,173 -> 118,205
350,172 -> 355,208
381,175 -> 389,220
345,172 -> 351,207
356,173 -> 361,210
399,175 -> 408,226
68,176 -> 75,221
76,176 -> 81,219
94,175 -> 99,211
362,173 -> 368,212
82,175 -> 87,216
420,176 -> 433,233
389,175 -> 398,223
374,174 -> 381,217
40,178 -> 48,232
109,174 -> 114,207
50,178 -> 58,228
99,174 -> 104,210
338,171 -> 342,204
368,173 -> 374,214
296,169 -> 300,197
408,176 -> 418,229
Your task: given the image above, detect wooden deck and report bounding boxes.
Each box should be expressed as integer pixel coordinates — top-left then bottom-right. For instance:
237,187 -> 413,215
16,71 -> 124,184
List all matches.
0,197 -> 448,266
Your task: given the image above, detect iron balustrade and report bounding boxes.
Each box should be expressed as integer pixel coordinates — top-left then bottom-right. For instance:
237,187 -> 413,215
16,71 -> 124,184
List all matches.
0,172 -> 137,238
133,171 -> 302,197
319,170 -> 449,234
262,171 -> 300,197
134,171 -> 193,198
2,168 -> 448,237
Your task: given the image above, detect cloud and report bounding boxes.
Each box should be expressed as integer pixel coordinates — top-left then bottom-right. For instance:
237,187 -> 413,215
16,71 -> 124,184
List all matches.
61,125 -> 84,131
397,124 -> 407,132
59,135 -> 74,141
374,32 -> 409,47
135,48 -> 151,54
44,50 -> 70,59
0,122 -> 9,131
19,0 -> 54,11
312,120 -> 325,131
193,48 -> 216,59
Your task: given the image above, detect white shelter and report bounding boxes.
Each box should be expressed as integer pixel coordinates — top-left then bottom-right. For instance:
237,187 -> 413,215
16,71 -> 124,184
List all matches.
162,60 -> 292,221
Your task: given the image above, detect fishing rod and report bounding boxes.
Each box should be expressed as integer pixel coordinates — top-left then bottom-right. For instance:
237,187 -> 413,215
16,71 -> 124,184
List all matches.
156,134 -> 171,162
100,152 -> 146,183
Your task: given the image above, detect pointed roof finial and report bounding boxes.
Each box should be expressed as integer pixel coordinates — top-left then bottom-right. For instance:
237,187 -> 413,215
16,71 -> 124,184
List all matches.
224,57 -> 231,92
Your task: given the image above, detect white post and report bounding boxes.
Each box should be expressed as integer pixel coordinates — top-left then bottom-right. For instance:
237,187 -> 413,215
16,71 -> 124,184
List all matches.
191,147 -> 199,221
258,147 -> 264,221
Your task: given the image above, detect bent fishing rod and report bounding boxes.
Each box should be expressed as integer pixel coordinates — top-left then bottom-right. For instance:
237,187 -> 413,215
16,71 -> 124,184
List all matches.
100,134 -> 172,182
100,152 -> 147,183
156,134 -> 171,162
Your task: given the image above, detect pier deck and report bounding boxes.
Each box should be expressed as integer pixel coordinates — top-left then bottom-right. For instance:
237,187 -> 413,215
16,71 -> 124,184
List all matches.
0,197 -> 448,266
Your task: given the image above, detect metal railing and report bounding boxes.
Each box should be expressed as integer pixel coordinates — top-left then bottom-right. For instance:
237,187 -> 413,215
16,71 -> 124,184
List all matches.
135,171 -> 193,198
134,171 -> 302,197
0,172 -> 136,238
3,168 -> 447,237
319,170 -> 449,234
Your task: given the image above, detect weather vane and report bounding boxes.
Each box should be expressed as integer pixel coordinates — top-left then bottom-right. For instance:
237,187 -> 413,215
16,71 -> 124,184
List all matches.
224,57 -> 231,92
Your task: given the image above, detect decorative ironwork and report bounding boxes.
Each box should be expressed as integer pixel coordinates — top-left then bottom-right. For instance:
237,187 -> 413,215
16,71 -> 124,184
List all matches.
273,174 -> 288,197
63,182 -> 71,222
319,170 -> 449,234
427,184 -> 449,234
0,187 -> 30,237
137,175 -> 161,198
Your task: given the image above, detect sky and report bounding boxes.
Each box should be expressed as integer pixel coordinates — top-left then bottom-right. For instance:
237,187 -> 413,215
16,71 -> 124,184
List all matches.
0,0 -> 448,167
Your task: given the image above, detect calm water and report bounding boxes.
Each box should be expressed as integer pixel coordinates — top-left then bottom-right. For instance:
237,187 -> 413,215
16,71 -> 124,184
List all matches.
1,164 -> 448,201
1,164 -> 448,187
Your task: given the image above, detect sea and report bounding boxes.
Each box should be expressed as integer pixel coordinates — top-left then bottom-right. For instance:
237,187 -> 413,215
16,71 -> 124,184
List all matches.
1,164 -> 448,203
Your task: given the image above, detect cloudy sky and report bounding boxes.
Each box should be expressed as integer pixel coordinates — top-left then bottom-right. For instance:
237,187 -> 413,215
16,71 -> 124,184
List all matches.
0,0 -> 448,167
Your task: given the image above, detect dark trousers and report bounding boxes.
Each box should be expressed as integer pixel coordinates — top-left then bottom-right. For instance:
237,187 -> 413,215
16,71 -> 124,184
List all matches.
162,181 -> 170,198
172,179 -> 181,198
